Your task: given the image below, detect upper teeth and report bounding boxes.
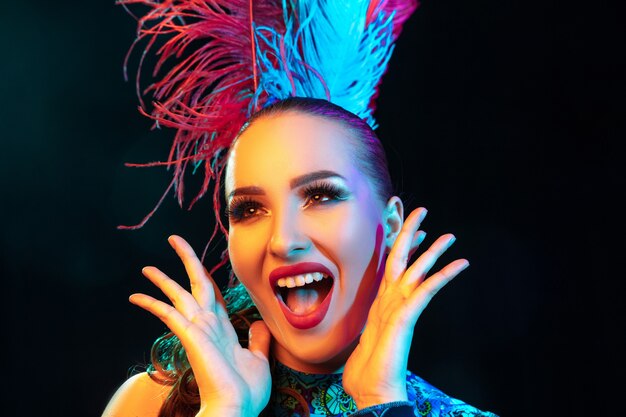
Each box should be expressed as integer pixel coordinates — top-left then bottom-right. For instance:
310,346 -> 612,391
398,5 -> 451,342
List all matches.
276,272 -> 327,288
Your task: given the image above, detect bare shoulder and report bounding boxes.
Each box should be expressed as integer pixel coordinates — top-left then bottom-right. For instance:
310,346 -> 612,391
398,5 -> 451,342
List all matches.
102,372 -> 171,417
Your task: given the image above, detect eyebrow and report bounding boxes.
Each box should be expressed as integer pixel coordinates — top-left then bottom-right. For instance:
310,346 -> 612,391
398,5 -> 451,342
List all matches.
228,170 -> 346,199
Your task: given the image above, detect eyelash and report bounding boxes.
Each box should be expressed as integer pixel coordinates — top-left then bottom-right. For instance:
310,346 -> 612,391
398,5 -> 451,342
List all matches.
301,182 -> 347,206
226,197 -> 263,222
227,181 -> 348,222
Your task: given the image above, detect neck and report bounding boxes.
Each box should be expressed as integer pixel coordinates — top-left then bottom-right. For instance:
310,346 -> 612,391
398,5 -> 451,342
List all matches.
271,336 -> 359,374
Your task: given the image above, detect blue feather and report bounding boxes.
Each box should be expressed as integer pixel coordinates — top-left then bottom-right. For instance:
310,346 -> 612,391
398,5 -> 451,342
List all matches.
254,0 -> 397,128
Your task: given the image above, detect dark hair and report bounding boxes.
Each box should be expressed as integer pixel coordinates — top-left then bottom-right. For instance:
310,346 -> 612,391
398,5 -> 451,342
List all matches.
147,97 -> 394,417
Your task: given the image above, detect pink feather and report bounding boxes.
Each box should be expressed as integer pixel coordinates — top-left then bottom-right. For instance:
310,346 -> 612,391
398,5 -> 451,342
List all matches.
365,0 -> 420,115
117,0 -> 284,230
366,0 -> 419,40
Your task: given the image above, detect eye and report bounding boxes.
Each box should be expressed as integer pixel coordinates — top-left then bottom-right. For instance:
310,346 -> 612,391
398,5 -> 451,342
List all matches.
301,181 -> 348,208
227,198 -> 266,222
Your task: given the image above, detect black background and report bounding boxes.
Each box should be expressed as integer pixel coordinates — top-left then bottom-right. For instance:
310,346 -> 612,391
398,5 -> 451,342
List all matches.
1,1 -> 624,416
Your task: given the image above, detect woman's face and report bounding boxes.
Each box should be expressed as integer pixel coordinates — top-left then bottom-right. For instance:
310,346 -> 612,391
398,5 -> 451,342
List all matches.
225,112 -> 393,373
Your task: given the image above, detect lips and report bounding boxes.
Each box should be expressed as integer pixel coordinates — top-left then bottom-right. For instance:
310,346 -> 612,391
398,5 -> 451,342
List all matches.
269,262 -> 335,330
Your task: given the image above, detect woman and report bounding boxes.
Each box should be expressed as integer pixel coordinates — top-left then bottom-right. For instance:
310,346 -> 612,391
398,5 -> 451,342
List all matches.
102,98 -> 497,417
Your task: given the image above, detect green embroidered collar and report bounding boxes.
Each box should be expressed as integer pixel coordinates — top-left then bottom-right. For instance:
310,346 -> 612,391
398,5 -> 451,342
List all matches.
271,361 -> 357,417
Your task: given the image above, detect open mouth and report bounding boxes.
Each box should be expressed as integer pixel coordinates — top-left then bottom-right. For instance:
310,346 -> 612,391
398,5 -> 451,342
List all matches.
274,272 -> 335,329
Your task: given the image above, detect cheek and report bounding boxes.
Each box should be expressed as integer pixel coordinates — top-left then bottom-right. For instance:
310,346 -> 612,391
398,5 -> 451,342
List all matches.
228,224 -> 287,333
339,223 -> 385,338
349,223 -> 385,300
314,201 -> 373,247
310,202 -> 382,291
315,199 -> 384,326
228,226 -> 266,290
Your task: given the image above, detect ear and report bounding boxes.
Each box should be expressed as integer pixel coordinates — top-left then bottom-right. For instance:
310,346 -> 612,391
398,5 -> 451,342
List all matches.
382,196 -> 404,254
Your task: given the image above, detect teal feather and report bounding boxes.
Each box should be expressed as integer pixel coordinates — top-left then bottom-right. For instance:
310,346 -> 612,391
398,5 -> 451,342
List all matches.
254,0 -> 416,128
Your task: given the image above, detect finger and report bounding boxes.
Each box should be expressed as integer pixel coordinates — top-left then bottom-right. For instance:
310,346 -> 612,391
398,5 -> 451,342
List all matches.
402,233 -> 456,288
129,293 -> 227,389
407,230 -> 427,259
129,293 -> 199,337
248,320 -> 271,362
168,235 -> 221,312
385,208 -> 428,282
141,266 -> 202,319
379,230 -> 425,296
406,258 -> 469,321
203,266 -> 228,317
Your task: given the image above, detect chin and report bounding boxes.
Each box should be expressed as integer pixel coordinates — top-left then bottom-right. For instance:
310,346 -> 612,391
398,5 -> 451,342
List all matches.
250,285 -> 372,371
271,317 -> 365,372
276,340 -> 357,373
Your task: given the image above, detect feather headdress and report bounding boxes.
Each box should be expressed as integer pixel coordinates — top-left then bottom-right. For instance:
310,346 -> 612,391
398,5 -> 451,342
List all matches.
118,0 -> 418,235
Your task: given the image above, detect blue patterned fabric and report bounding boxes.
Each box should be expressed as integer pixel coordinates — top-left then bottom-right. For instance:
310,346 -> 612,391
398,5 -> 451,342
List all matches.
268,362 -> 498,417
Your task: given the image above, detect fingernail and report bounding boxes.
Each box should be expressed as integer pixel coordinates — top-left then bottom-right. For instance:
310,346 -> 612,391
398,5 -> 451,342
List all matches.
416,231 -> 427,245
419,208 -> 428,221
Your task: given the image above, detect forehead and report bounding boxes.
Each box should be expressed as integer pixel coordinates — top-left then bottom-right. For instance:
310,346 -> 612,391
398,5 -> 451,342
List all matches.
226,112 -> 358,191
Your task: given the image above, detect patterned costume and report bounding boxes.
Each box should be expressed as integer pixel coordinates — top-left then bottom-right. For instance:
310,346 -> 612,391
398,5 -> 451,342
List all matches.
270,362 -> 498,417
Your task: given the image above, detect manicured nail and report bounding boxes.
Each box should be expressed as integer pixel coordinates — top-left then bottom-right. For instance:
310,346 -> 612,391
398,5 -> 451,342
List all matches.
416,231 -> 427,245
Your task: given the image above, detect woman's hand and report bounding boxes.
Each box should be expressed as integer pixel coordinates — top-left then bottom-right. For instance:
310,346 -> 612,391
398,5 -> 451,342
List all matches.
129,235 -> 272,417
342,208 -> 469,409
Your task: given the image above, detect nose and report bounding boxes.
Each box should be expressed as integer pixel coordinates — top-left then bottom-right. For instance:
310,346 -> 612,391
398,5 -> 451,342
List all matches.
268,208 -> 310,259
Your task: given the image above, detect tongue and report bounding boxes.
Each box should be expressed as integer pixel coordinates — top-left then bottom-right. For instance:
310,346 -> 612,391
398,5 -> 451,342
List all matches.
286,287 -> 322,315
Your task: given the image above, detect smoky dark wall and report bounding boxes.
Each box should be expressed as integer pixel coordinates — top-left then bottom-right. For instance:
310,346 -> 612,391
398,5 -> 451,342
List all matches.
1,1 -> 623,416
